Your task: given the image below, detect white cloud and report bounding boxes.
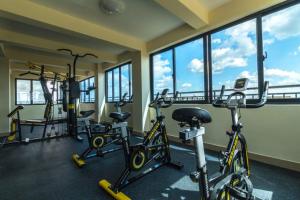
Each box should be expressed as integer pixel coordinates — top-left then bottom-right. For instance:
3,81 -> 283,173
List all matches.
153,54 -> 173,91
298,45 -> 300,52
263,4 -> 300,40
212,38 -> 221,44
212,20 -> 256,73
265,68 -> 300,85
153,55 -> 172,78
263,39 -> 274,45
181,83 -> 192,88
188,58 -> 204,73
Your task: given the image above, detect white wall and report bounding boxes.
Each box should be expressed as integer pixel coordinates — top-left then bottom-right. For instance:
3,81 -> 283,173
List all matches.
153,104 -> 300,165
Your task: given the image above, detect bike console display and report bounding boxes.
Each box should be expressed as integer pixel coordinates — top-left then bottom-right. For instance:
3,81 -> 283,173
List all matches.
234,78 -> 248,91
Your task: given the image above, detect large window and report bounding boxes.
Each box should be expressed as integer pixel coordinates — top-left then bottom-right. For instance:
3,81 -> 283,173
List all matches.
16,79 -> 60,105
262,4 -> 300,100
80,77 -> 96,103
150,1 -> 300,104
106,62 -> 132,103
211,19 -> 258,99
151,38 -> 206,102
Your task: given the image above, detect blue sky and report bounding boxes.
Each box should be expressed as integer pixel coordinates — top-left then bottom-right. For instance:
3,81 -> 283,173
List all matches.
153,3 -> 300,97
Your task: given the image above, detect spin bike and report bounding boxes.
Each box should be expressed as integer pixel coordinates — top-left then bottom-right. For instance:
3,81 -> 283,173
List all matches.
172,78 -> 269,200
72,93 -> 132,167
100,89 -> 183,200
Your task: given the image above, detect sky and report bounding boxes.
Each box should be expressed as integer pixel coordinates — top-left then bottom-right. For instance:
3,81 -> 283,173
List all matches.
153,3 -> 300,99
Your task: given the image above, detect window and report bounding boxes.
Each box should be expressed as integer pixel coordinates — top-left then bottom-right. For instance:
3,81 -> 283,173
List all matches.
105,62 -> 133,103
16,79 -> 61,105
16,79 -> 31,105
80,77 -> 96,103
262,4 -> 300,100
150,1 -> 300,104
175,39 -> 205,101
151,38 -> 206,102
211,19 -> 258,100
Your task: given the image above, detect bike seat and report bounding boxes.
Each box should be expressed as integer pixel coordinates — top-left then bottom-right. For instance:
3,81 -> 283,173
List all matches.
172,108 -> 212,125
109,112 -> 131,122
79,110 -> 95,118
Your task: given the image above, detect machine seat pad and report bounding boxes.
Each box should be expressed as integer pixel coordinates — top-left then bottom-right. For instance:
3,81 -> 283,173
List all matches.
109,112 -> 131,122
172,108 -> 212,124
79,110 -> 95,118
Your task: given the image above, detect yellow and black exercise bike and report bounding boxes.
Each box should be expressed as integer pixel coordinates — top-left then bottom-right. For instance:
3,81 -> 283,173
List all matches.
172,78 -> 269,200
72,93 -> 132,167
100,88 -> 183,200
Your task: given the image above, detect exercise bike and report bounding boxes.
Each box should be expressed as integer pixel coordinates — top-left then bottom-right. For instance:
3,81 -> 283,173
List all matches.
72,93 -> 132,167
100,89 -> 183,200
172,78 -> 269,200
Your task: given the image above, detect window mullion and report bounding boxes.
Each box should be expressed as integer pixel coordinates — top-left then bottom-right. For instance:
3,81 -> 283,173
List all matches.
172,48 -> 176,98
256,16 -> 264,97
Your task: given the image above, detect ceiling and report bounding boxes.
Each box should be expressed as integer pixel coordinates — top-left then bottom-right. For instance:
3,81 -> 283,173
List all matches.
30,0 -> 185,41
0,0 -> 235,67
0,17 -> 128,55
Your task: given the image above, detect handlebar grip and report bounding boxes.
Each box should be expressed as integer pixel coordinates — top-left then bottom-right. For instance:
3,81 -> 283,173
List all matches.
161,88 -> 169,96
8,106 -> 24,117
80,53 -> 98,58
220,85 -> 225,99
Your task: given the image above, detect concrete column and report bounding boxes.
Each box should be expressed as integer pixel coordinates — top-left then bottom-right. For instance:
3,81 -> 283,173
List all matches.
131,50 -> 151,133
95,63 -> 106,122
0,57 -> 10,135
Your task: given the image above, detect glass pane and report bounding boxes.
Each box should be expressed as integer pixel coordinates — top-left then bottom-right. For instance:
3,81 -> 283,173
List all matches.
211,19 -> 258,100
152,50 -> 173,97
113,68 -> 120,101
33,80 -> 45,104
89,77 -> 95,88
80,80 -> 85,102
121,64 -> 130,100
90,89 -> 95,102
175,38 -> 205,101
107,71 -> 113,102
16,80 -> 31,104
262,4 -> 300,99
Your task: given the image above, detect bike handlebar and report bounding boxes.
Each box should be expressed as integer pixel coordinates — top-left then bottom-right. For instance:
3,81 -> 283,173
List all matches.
57,49 -> 98,58
115,93 -> 132,108
8,106 -> 24,118
149,89 -> 178,109
212,81 -> 269,109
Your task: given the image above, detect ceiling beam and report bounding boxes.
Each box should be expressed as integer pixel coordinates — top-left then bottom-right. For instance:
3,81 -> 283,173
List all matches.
0,0 -> 145,51
6,45 -> 96,71
155,0 -> 209,29
0,27 -> 118,63
148,0 -> 284,53
10,62 -> 95,77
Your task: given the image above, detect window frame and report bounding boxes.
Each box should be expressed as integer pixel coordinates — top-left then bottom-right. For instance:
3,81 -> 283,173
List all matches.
149,0 -> 300,104
105,61 -> 133,103
15,78 -> 62,105
150,35 -> 209,104
79,76 -> 96,103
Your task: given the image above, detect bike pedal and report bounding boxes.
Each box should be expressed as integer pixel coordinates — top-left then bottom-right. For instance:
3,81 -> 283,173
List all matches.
189,171 -> 200,183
